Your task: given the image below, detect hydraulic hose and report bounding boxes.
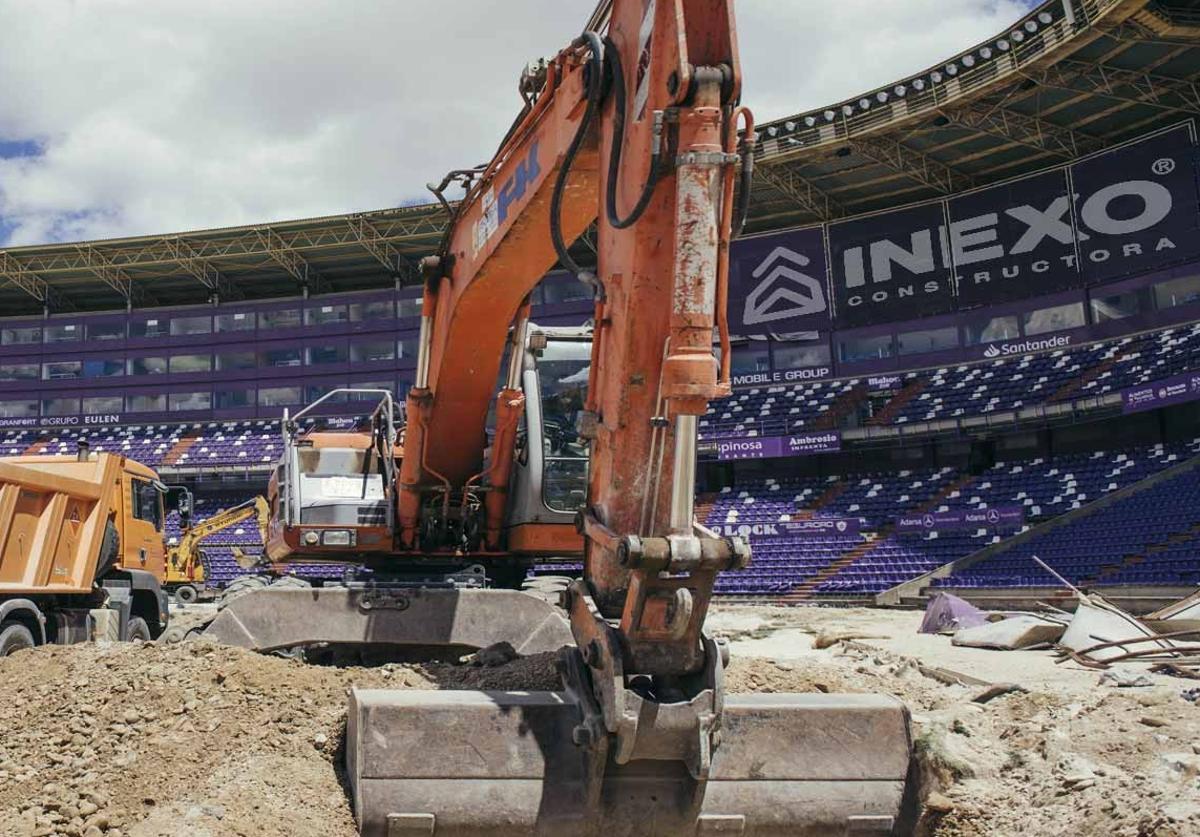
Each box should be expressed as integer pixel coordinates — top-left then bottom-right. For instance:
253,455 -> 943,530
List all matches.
603,36 -> 662,230
732,107 -> 757,238
550,32 -> 605,279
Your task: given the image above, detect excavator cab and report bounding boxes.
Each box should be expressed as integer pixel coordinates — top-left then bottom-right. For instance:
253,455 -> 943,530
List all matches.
507,325 -> 593,529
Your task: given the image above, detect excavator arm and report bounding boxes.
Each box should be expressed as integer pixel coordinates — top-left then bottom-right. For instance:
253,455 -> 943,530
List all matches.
167,497 -> 270,583
399,0 -> 750,679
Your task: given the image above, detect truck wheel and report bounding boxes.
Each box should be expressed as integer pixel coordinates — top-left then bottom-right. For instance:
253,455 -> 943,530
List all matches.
126,617 -> 151,643
216,575 -> 270,610
174,585 -> 199,605
0,623 -> 35,657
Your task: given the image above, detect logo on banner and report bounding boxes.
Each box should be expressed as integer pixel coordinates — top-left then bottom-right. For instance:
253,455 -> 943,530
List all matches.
981,334 -> 1072,359
836,173 -> 1178,308
742,247 -> 827,326
836,520 -> 848,532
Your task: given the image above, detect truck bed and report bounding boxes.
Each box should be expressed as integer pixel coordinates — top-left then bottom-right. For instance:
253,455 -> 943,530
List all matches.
0,454 -> 122,595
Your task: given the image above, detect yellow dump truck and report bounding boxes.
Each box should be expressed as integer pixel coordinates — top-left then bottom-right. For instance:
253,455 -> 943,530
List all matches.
0,446 -> 171,657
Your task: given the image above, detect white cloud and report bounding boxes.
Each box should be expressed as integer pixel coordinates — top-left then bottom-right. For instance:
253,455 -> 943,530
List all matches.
0,0 -> 1032,246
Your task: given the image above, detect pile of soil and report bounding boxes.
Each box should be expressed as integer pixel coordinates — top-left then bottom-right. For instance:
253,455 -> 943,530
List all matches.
0,639 -> 558,837
1,605 -> 1198,836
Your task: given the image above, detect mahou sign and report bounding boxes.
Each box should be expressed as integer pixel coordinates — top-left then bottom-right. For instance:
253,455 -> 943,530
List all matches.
729,125 -> 1200,331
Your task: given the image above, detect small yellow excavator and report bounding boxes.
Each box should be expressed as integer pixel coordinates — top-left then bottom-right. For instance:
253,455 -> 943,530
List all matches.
163,495 -> 270,603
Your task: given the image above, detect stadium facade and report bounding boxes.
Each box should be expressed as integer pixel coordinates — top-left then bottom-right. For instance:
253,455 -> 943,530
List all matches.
2,0 -> 1200,602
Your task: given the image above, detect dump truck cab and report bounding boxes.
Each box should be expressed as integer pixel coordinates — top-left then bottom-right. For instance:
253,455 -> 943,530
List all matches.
116,457 -> 170,578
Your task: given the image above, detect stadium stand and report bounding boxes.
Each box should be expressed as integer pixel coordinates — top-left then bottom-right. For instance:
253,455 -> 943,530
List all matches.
3,422 -> 281,469
4,0 -> 1200,609
934,453 -> 1200,590
528,438 -> 1200,600
701,323 -> 1200,438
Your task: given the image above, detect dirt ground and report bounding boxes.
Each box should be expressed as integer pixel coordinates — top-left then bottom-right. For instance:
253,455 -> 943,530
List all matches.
0,602 -> 1196,836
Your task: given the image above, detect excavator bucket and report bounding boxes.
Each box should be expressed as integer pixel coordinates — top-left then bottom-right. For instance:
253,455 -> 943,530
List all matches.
347,630 -> 912,836
203,587 -> 575,656
346,686 -> 913,836
204,587 -> 913,834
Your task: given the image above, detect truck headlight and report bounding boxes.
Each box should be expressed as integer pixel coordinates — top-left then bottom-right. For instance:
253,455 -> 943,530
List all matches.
303,531 -> 320,546
322,530 -> 354,547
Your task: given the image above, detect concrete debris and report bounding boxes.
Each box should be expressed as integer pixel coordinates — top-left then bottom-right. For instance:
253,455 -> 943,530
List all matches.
951,614 -> 1067,650
466,641 -> 519,667
1145,588 -> 1200,625
1060,596 -> 1177,663
1160,753 -> 1200,777
923,791 -> 956,813
813,630 -> 885,649
1098,667 -> 1155,688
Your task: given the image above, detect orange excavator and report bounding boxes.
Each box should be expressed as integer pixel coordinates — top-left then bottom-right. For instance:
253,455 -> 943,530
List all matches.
206,1 -> 914,833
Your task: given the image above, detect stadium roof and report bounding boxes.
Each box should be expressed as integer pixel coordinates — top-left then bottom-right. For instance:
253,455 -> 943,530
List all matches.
746,0 -> 1200,232
2,0 -> 1199,316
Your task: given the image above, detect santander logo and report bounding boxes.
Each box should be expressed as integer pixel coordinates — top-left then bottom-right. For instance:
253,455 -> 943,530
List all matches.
982,334 -> 1072,359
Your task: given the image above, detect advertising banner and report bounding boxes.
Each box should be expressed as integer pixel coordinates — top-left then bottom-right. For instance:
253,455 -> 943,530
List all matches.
895,505 -> 1025,532
1070,125 -> 1200,285
730,365 -> 833,387
0,413 -> 123,430
828,202 -> 957,328
948,168 -> 1079,307
725,126 -> 1200,336
715,431 -> 842,461
716,517 -> 860,538
1121,371 -> 1200,414
729,227 -> 832,335
866,374 -> 904,390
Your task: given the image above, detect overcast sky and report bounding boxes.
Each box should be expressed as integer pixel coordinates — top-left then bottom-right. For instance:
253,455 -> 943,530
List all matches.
0,0 -> 1033,247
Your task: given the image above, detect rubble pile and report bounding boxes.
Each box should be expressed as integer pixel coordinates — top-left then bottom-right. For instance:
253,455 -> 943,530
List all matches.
0,603 -> 1197,836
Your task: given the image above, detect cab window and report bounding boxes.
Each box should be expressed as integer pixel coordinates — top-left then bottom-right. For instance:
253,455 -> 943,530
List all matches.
536,338 -> 591,513
131,479 -> 163,530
